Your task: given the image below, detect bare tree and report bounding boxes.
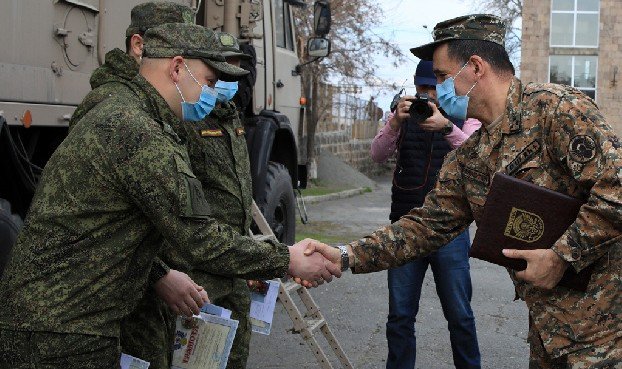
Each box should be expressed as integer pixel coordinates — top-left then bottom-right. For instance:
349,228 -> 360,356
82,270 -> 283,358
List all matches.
293,0 -> 407,173
468,0 -> 523,69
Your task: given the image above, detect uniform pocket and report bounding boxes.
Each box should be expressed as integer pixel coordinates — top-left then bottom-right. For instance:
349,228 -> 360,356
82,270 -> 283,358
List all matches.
174,155 -> 211,219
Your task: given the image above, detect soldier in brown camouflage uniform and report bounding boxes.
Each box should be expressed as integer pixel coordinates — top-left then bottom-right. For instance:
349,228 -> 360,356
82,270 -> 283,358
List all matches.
0,23 -> 334,369
305,14 -> 621,369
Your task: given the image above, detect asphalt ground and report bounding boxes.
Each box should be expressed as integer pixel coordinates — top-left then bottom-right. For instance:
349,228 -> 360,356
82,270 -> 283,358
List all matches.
247,175 -> 530,369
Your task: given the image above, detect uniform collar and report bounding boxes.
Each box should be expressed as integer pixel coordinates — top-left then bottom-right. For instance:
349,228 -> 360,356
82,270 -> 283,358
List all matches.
500,77 -> 523,135
130,74 -> 182,142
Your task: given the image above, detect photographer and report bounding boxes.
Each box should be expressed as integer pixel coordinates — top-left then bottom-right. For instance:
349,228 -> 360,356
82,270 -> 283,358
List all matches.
370,60 -> 481,369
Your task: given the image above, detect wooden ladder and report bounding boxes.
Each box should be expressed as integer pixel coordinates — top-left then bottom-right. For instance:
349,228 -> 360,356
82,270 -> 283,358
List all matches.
250,200 -> 354,369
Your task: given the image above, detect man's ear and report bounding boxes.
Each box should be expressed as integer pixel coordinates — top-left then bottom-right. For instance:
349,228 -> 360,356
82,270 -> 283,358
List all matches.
470,55 -> 485,77
130,34 -> 144,58
169,56 -> 184,83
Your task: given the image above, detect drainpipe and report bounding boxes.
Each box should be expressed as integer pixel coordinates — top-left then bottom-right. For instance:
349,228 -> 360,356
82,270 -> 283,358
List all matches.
97,0 -> 106,65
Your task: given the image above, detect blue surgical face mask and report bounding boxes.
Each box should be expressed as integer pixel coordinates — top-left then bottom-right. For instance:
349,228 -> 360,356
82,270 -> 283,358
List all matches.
175,62 -> 218,121
215,80 -> 239,102
436,62 -> 478,120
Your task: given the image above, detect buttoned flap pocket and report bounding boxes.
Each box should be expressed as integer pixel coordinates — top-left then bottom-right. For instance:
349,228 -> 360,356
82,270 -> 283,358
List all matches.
461,165 -> 489,208
507,159 -> 541,181
174,155 -> 211,219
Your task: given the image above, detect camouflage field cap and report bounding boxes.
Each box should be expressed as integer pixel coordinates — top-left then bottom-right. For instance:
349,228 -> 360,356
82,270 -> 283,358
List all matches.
126,1 -> 196,37
217,32 -> 252,60
410,14 -> 506,61
143,23 -> 249,81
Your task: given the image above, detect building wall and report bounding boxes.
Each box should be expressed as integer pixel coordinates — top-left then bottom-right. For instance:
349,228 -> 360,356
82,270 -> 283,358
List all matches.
314,131 -> 390,176
521,0 -> 621,135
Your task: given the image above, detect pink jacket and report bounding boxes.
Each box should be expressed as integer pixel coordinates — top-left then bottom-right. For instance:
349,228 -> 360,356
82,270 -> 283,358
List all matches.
370,113 -> 482,163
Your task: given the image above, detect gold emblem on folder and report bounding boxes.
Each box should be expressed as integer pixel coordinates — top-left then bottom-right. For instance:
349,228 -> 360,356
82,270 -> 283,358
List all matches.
504,207 -> 544,243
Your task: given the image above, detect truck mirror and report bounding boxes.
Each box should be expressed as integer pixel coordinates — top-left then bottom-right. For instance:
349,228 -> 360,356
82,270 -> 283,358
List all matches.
313,1 -> 331,36
307,37 -> 331,58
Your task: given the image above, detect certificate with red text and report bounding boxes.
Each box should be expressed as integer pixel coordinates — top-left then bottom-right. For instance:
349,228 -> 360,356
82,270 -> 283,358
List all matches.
171,313 -> 239,369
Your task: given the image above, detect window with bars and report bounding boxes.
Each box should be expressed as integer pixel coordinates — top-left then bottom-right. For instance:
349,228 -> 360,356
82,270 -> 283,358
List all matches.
549,55 -> 597,99
550,0 -> 599,47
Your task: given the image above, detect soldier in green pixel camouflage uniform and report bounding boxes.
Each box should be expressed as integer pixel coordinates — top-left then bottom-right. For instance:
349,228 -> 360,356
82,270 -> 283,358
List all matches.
121,32 -> 258,369
0,23 -> 317,369
309,14 -> 621,369
69,1 -> 195,129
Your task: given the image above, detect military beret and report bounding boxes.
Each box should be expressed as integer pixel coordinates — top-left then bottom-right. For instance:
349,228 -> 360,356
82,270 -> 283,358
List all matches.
217,32 -> 252,61
126,1 -> 196,37
410,14 -> 506,61
142,23 -> 249,81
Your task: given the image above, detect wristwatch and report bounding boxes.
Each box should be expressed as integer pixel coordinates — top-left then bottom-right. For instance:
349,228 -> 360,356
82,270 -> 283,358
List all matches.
335,244 -> 350,272
441,119 -> 454,135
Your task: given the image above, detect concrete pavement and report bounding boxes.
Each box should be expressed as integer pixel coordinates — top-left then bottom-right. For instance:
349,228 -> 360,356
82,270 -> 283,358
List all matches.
247,175 -> 529,369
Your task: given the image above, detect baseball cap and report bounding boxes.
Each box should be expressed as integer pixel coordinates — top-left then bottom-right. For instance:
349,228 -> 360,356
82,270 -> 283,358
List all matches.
126,1 -> 196,37
414,60 -> 436,86
142,23 -> 249,81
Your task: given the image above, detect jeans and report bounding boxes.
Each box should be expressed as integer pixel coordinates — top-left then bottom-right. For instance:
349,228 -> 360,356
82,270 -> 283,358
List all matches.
386,230 -> 480,369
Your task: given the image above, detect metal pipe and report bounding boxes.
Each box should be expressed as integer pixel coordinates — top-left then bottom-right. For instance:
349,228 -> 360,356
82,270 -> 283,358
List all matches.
96,0 -> 106,65
223,0 -> 238,37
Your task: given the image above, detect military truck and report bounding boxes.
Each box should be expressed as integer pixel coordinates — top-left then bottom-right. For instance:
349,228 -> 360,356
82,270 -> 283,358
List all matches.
0,0 -> 331,268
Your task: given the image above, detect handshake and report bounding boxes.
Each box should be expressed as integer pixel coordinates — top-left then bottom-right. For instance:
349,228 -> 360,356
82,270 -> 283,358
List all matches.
287,238 -> 348,288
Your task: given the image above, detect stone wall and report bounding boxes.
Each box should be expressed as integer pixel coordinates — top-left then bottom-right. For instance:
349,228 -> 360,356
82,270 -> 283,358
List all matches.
314,130 -> 391,177
521,0 -> 622,135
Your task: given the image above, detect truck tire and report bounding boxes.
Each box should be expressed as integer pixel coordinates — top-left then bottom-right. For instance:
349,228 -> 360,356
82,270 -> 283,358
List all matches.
0,199 -> 22,277
256,162 -> 296,245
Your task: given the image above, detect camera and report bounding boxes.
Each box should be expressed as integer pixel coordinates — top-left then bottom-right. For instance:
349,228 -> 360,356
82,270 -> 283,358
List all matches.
407,93 -> 434,122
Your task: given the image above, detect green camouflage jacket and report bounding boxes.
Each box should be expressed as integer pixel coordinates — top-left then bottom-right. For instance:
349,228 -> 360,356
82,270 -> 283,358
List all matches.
0,74 -> 289,338
348,77 -> 621,358
160,102 -> 257,300
69,48 -> 138,129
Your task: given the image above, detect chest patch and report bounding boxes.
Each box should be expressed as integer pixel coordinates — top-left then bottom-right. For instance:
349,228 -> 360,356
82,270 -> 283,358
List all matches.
463,166 -> 489,186
569,135 -> 596,163
506,140 -> 541,176
235,127 -> 246,136
200,129 -> 224,137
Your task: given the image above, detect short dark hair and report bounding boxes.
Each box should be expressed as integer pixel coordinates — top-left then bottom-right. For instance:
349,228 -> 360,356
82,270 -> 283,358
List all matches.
125,36 -> 132,53
445,39 -> 515,76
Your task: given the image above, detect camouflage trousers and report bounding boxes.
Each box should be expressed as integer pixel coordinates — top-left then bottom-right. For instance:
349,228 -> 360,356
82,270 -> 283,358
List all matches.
121,278 -> 252,369
121,289 -> 175,369
528,320 -> 622,369
0,329 -> 120,369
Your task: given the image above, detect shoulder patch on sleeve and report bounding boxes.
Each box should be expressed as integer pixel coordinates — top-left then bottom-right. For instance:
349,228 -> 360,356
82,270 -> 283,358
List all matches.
568,135 -> 597,163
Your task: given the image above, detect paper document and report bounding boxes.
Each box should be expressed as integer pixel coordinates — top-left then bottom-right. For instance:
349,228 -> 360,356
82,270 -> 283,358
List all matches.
171,313 -> 238,369
249,280 -> 280,335
201,303 -> 232,319
120,353 -> 150,369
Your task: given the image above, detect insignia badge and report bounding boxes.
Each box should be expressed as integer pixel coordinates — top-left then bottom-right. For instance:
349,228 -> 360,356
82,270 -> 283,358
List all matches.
235,127 -> 245,136
504,207 -> 544,243
200,129 -> 223,137
506,140 -> 541,176
569,135 -> 596,163
219,33 -> 236,47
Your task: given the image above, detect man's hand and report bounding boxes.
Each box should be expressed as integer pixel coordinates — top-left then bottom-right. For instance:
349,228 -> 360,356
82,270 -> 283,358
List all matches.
153,269 -> 210,317
391,95 -> 417,130
291,240 -> 343,288
502,248 -> 569,289
419,102 -> 450,132
288,238 -> 340,288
